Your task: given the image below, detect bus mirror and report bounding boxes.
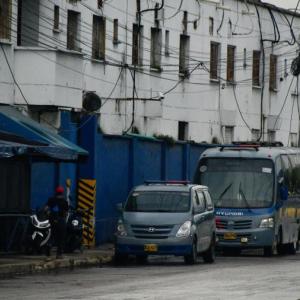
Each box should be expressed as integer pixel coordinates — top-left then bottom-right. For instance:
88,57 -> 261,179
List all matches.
278,177 -> 284,185
280,186 -> 288,201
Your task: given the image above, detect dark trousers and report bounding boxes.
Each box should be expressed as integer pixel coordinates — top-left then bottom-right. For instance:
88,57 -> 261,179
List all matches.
52,218 -> 67,256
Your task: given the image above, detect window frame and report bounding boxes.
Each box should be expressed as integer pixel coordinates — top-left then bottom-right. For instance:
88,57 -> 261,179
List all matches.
252,50 -> 261,87
210,41 -> 220,81
227,45 -> 236,83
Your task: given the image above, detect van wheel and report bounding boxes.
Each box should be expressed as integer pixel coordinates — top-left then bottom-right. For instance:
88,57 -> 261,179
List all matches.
184,239 -> 197,265
114,252 -> 128,265
203,235 -> 216,263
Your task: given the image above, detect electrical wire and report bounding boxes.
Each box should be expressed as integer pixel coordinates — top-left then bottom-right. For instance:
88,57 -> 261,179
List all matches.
272,76 -> 295,131
232,84 -> 252,132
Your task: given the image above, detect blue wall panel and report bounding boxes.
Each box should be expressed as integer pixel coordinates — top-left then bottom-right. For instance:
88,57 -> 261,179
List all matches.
95,136 -> 131,243
166,145 -> 184,180
76,116 -> 214,244
135,141 -> 162,184
31,162 -> 56,210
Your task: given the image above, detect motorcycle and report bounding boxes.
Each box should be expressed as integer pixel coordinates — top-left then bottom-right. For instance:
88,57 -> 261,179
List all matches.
24,209 -> 51,255
64,208 -> 83,253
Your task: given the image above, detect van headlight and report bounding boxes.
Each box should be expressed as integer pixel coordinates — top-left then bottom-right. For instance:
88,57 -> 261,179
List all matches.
116,219 -> 127,236
72,219 -> 79,227
176,221 -> 192,238
259,217 -> 274,228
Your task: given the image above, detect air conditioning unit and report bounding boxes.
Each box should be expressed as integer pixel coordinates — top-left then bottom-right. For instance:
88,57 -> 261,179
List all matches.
204,0 -> 220,3
217,4 -> 231,11
242,9 -> 255,15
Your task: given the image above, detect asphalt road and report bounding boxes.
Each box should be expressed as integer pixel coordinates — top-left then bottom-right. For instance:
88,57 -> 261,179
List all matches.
1,251 -> 300,300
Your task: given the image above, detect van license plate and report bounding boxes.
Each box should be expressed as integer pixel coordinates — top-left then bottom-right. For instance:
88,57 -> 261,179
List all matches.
224,232 -> 236,240
144,244 -> 158,252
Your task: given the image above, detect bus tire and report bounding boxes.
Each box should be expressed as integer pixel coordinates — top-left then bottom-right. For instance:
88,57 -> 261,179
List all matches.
276,228 -> 286,255
114,252 -> 128,265
223,247 -> 241,256
287,241 -> 297,255
263,246 -> 274,257
136,255 -> 148,264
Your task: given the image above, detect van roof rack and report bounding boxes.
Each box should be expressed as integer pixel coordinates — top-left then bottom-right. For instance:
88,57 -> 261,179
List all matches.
232,141 -> 284,147
144,180 -> 190,185
220,144 -> 259,152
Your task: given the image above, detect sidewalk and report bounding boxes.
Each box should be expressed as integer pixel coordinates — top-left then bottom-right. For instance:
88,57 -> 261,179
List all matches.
0,244 -> 114,279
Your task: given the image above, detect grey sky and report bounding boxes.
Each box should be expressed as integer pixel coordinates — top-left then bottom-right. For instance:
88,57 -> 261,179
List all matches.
263,0 -> 299,9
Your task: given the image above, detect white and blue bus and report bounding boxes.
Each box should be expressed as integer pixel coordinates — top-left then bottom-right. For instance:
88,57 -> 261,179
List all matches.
193,143 -> 300,256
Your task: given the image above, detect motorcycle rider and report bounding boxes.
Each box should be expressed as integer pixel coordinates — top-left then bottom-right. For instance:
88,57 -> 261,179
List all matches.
45,186 -> 69,258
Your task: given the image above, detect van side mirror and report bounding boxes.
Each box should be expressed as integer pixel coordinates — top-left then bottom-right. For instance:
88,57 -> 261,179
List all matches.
193,206 -> 203,215
116,203 -> 123,212
280,186 -> 288,201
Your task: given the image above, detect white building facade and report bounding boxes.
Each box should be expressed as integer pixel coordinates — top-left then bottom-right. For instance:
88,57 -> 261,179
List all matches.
1,0 -> 300,145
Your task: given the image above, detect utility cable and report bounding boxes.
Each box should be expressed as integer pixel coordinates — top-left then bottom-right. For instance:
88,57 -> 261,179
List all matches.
273,77 -> 295,131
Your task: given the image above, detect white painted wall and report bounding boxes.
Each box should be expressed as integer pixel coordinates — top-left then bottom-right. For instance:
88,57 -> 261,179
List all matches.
1,0 -> 300,145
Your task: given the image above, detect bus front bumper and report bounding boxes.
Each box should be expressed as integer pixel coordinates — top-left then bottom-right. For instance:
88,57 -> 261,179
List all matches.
216,228 -> 274,248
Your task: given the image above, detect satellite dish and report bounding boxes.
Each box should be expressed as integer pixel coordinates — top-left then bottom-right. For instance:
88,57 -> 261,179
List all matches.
82,91 -> 102,112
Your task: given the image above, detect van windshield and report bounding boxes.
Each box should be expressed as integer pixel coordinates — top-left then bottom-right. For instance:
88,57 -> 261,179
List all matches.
125,191 -> 190,212
195,158 -> 274,208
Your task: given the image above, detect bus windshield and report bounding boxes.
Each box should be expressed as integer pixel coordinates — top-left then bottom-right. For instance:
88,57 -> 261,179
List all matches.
125,191 -> 190,212
195,158 -> 274,208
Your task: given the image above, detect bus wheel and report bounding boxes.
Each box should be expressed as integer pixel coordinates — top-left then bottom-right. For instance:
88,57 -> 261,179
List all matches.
223,247 -> 241,256
287,241 -> 297,255
276,229 -> 286,255
263,246 -> 275,257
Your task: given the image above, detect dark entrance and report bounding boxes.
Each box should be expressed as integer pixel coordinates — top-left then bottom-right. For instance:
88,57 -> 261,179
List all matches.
0,159 -> 30,251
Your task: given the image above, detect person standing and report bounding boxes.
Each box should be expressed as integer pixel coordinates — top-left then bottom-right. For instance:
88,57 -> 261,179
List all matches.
46,186 -> 69,259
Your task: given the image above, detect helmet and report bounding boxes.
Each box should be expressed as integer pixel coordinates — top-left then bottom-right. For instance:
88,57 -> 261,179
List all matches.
55,186 -> 64,194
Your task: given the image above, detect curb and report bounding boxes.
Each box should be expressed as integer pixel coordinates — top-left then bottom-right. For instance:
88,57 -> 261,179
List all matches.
0,254 -> 113,279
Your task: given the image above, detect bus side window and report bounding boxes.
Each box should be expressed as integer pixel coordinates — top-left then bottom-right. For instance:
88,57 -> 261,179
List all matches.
281,155 -> 291,190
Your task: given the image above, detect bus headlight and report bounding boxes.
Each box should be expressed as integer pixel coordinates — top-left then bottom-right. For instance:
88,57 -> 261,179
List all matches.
116,220 -> 127,236
259,217 -> 274,228
176,221 -> 191,238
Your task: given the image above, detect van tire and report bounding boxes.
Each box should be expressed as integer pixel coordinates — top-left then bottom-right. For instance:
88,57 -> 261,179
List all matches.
202,235 -> 216,263
114,252 -> 128,265
184,239 -> 197,265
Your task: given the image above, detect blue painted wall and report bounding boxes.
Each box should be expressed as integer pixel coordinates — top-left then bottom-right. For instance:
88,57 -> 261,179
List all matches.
30,113 -> 214,245
78,116 -> 213,244
30,111 -> 79,210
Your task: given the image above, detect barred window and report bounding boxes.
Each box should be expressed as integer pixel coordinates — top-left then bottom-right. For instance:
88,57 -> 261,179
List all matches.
0,0 -> 11,40
269,54 -> 277,91
179,34 -> 190,77
252,50 -> 261,86
67,10 -> 80,51
92,15 -> 106,59
210,42 -> 220,80
227,45 -> 235,82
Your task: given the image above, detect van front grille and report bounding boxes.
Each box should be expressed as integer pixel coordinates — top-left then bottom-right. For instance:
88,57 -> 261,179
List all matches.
131,225 -> 173,239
